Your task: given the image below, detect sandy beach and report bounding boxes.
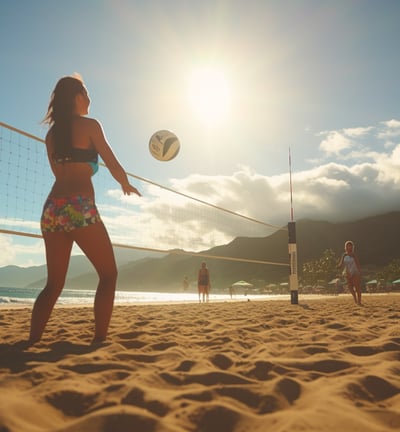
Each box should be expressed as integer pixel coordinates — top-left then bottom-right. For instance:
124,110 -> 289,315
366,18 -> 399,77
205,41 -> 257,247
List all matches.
0,294 -> 399,432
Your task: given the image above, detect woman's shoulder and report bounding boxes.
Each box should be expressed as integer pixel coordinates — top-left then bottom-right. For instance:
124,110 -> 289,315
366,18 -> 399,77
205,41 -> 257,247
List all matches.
76,116 -> 102,128
74,117 -> 105,139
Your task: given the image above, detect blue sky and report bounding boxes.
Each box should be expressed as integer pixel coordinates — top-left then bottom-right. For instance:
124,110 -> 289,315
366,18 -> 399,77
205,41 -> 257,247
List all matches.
1,0 -> 400,267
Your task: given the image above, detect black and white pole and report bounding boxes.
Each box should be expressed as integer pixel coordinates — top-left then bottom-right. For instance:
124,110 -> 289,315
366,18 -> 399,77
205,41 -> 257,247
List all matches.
288,148 -> 298,304
288,221 -> 298,304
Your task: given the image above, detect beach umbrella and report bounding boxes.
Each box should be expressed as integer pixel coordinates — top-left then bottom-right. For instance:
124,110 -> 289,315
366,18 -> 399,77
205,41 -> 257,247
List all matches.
231,280 -> 253,288
328,278 -> 340,285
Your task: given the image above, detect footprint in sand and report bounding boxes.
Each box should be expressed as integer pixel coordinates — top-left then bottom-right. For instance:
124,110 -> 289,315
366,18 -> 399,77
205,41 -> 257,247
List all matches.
122,387 -> 169,417
209,353 -> 234,370
346,375 -> 400,402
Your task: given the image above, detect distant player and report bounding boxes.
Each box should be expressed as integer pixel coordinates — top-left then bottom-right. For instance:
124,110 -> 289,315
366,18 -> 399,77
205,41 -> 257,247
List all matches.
182,276 -> 189,291
337,240 -> 362,305
197,262 -> 211,303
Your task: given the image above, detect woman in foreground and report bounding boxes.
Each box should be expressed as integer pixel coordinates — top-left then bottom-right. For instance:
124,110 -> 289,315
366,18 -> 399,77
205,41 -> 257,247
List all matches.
29,75 -> 141,344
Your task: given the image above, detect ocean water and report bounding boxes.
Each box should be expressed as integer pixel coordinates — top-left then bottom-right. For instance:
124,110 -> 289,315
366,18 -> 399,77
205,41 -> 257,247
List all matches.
0,286 -> 278,307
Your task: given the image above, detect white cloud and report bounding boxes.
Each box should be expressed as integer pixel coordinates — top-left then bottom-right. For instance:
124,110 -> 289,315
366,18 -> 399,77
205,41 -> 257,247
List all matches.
97,135 -> 400,253
378,119 -> 400,139
382,119 -> 400,129
318,120 -> 400,161
0,235 -> 16,266
343,126 -> 374,137
0,235 -> 44,267
319,131 -> 353,155
100,172 -> 280,252
290,152 -> 400,222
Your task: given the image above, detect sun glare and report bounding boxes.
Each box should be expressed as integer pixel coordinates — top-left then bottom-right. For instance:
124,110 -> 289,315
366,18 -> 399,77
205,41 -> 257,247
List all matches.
186,66 -> 231,126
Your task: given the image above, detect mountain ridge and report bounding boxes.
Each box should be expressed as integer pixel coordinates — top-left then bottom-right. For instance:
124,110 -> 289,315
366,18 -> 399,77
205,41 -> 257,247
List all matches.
2,211 -> 400,290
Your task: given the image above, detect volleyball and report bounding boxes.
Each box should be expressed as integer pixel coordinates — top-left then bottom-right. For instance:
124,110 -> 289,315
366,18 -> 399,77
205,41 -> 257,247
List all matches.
149,130 -> 180,161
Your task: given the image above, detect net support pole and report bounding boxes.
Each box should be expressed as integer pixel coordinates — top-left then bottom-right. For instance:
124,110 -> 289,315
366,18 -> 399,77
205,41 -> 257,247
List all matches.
288,221 -> 299,304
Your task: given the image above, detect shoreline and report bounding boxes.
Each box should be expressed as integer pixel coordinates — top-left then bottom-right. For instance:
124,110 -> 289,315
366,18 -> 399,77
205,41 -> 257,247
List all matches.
0,291 -> 398,310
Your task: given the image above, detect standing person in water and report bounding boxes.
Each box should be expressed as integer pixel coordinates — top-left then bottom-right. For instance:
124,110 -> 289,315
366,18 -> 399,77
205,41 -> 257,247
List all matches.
29,74 -> 141,345
337,240 -> 362,306
197,262 -> 211,303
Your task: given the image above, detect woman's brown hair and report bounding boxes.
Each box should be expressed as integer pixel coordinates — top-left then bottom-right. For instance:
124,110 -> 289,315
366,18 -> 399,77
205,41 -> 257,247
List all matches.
43,75 -> 85,159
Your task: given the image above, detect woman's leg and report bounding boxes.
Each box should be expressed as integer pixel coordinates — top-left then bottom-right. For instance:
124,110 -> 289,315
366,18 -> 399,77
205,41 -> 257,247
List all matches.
29,232 -> 73,343
354,275 -> 362,305
72,222 -> 117,342
347,277 -> 357,304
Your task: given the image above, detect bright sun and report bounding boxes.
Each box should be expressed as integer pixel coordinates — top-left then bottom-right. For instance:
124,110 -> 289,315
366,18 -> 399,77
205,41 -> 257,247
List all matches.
186,66 -> 231,125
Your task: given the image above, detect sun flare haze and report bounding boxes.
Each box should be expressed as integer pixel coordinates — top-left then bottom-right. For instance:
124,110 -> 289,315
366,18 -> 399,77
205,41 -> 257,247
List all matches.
186,66 -> 232,126
2,1 -> 400,268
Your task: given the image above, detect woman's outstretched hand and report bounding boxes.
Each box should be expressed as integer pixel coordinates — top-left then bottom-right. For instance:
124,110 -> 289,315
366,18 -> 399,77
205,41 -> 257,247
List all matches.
122,183 -> 142,196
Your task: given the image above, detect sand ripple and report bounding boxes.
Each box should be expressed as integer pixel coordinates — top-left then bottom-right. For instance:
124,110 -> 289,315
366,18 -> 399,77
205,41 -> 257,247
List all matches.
0,294 -> 399,431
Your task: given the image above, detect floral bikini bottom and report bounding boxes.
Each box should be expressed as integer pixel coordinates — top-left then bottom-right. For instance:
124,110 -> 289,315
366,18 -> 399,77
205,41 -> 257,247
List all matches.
41,196 -> 102,233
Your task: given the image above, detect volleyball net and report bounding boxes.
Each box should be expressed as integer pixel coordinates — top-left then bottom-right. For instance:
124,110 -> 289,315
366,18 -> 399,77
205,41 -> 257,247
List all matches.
0,121 -> 289,273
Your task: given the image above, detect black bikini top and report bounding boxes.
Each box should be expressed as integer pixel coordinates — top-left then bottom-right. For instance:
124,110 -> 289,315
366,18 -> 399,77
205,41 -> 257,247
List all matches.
53,147 -> 98,163
52,148 -> 99,175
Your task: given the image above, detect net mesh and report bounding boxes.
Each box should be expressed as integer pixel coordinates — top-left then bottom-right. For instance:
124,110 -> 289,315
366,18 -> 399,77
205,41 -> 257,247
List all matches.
0,121 -> 288,267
